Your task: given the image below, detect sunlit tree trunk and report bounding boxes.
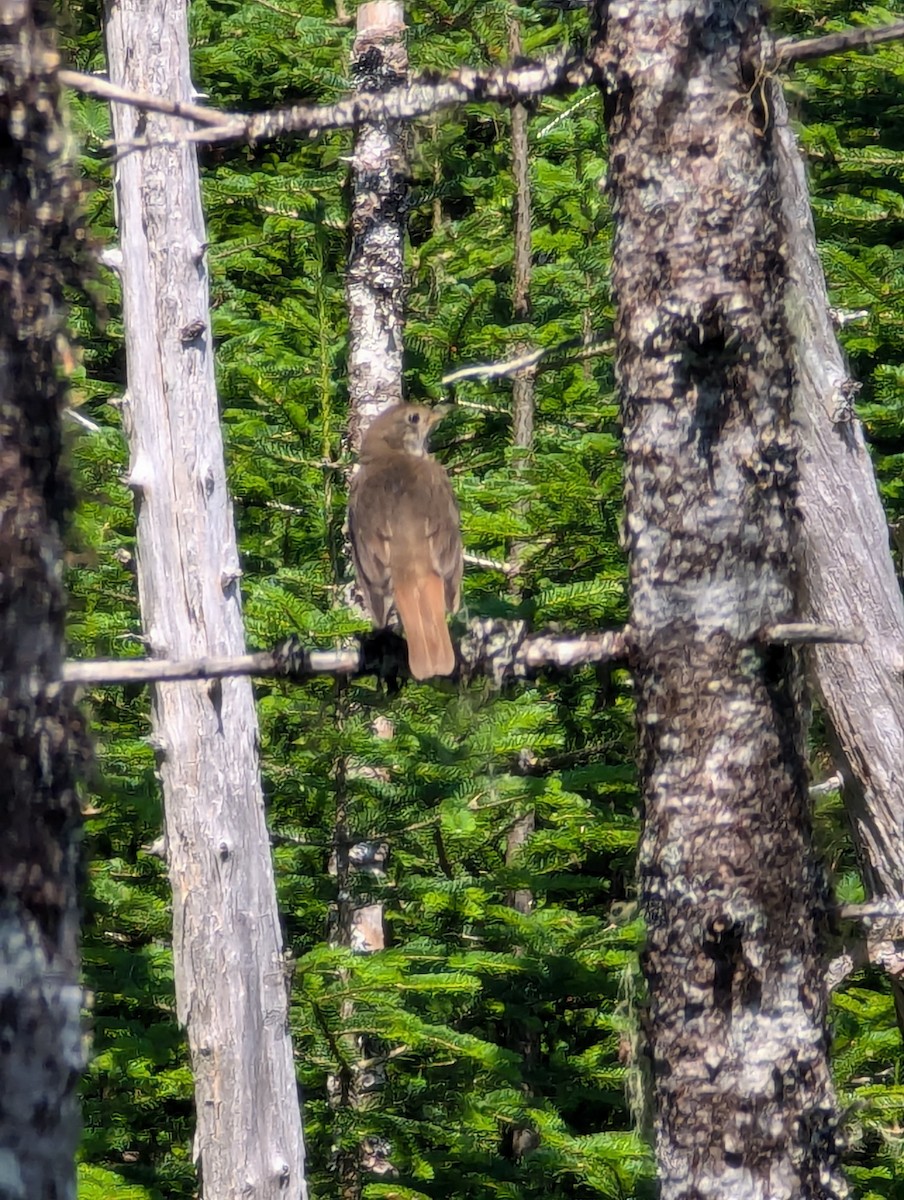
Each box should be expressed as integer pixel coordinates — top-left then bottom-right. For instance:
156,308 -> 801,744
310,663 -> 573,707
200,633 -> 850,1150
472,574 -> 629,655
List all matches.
104,0 -> 307,1194
601,3 -> 846,1194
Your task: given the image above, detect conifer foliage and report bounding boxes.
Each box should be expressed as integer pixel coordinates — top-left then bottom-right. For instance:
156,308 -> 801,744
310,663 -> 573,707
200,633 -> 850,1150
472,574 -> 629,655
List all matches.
57,0 -> 904,1197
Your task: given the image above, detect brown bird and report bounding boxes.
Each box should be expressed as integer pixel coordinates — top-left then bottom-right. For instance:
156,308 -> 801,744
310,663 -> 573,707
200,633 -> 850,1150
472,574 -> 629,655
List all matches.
348,403 -> 462,680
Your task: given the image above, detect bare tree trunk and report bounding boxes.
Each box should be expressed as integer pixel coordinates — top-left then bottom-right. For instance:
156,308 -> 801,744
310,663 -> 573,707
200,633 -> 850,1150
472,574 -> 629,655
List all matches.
773,82 -> 904,1010
502,9 -> 540,1164
329,4 -> 408,1195
0,2 -> 85,1195
602,4 -> 845,1196
345,0 -> 407,447
104,0 -> 307,1195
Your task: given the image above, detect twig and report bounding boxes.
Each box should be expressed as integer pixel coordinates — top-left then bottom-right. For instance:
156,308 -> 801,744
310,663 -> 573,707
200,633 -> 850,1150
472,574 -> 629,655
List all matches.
775,20 -> 904,67
58,68 -> 226,127
442,332 -> 613,386
463,552 -> 516,574
64,408 -> 102,433
536,91 -> 597,139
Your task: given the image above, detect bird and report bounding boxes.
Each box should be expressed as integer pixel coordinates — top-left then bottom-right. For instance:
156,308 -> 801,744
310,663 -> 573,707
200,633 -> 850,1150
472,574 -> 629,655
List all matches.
348,403 -> 462,680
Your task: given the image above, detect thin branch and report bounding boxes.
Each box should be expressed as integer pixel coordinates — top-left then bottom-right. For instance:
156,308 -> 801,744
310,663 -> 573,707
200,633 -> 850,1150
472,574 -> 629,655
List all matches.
64,408 -> 102,433
463,551 -> 516,574
775,19 -> 904,66
58,68 -> 226,127
442,332 -> 613,386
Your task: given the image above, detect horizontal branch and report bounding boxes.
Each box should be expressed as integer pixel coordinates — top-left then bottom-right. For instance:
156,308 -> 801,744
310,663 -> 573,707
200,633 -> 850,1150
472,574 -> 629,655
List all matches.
442,331 -> 614,386
60,47 -> 594,149
837,900 -> 904,922
58,68 -> 226,126
775,19 -> 904,66
759,621 -> 863,646
61,618 -> 872,689
61,621 -> 631,689
58,22 -> 904,156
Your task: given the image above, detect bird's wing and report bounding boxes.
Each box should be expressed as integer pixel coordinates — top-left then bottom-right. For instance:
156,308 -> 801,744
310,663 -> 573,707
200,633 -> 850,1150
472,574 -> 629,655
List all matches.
424,462 -> 463,612
348,470 -> 395,627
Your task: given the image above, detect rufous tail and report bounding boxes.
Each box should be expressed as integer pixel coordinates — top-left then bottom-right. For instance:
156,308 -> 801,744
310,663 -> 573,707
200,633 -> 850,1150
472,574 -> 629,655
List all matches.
393,572 -> 455,680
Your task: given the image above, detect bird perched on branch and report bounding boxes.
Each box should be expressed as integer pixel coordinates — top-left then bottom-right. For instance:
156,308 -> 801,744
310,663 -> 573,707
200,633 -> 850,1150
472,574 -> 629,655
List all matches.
348,403 -> 462,680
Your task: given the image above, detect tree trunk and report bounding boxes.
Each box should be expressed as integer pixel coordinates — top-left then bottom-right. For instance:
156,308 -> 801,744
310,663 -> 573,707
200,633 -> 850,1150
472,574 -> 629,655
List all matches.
345,0 -> 408,449
502,8 -> 540,1163
104,0 -> 307,1195
0,2 -> 85,1196
602,4 -> 845,1195
330,4 -> 408,1194
773,82 -> 904,1010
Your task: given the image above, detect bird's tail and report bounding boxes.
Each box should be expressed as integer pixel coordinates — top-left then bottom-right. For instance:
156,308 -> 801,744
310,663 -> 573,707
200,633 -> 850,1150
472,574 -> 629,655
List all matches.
393,572 -> 455,680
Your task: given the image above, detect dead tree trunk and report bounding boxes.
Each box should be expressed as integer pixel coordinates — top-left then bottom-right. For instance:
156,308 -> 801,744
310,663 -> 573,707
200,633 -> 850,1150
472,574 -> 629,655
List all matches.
773,82 -> 904,1010
601,3 -> 845,1195
103,0 -> 307,1195
0,2 -> 85,1196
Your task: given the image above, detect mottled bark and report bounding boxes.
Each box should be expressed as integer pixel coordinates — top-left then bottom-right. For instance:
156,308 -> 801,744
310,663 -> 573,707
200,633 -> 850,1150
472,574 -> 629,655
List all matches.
104,0 -> 307,1195
345,0 -> 408,449
601,4 -> 844,1197
773,83 -> 904,1007
0,2 -> 85,1196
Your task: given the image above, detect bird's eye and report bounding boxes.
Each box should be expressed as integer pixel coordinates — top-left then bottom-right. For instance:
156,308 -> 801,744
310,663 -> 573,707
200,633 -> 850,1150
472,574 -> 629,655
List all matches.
408,412 -> 420,424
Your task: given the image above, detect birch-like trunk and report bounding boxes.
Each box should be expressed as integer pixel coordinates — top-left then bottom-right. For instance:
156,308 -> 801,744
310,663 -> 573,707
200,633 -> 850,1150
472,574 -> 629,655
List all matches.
602,4 -> 845,1195
104,0 -> 306,1195
0,2 -> 85,1196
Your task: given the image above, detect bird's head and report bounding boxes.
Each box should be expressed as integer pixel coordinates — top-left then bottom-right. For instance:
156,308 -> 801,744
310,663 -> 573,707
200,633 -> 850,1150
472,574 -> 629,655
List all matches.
360,404 -> 450,458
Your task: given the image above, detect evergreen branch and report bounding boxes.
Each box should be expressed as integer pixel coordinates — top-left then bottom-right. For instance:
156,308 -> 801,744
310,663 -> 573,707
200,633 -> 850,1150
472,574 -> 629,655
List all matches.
775,20 -> 904,66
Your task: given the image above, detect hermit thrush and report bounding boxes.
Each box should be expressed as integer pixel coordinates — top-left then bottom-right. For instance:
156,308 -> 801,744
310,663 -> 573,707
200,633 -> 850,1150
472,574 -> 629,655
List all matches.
348,404 -> 462,679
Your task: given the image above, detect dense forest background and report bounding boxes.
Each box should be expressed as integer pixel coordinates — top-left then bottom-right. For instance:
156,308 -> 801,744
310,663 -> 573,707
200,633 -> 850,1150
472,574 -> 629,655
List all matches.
59,1 -> 904,1197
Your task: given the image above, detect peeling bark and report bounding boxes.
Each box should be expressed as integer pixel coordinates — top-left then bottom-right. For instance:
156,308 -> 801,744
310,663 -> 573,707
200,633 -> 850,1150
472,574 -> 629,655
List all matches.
600,4 -> 845,1196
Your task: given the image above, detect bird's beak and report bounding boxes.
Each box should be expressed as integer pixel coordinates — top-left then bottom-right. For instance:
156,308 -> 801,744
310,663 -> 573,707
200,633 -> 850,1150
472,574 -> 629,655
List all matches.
428,404 -> 452,428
